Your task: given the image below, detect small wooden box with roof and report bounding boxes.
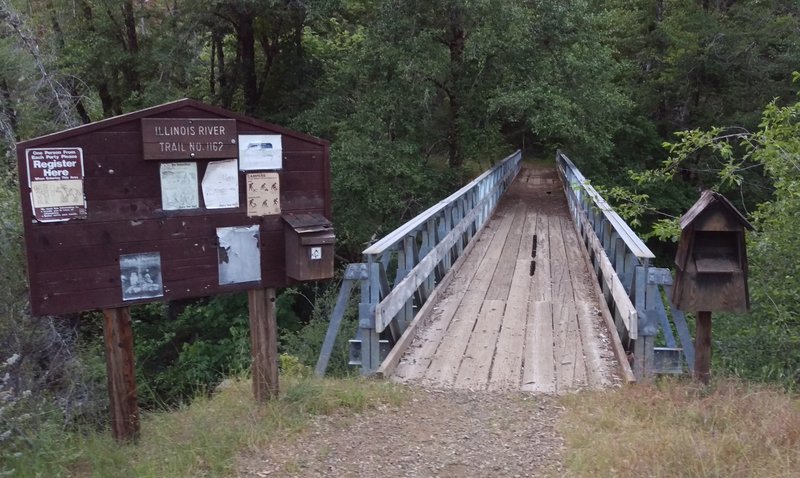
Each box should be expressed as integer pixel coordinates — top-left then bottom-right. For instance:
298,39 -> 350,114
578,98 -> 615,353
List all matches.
672,190 -> 753,313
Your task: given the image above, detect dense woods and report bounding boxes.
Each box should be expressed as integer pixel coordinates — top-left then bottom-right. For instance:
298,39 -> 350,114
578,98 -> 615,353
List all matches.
1,0 -> 799,466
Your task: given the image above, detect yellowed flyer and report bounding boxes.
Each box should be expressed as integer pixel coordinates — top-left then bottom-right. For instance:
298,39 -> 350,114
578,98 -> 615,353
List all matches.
246,172 -> 280,216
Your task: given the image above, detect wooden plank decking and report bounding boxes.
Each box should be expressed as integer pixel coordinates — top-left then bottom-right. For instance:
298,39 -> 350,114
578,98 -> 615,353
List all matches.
392,165 -> 621,392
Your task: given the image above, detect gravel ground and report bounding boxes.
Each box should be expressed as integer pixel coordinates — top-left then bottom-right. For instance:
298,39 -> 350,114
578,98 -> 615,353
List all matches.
236,386 -> 565,477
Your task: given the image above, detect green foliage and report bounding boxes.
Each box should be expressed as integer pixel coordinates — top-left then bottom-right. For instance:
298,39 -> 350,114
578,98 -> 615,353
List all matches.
296,0 -> 633,251
0,175 -> 25,320
486,0 -> 632,165
603,0 -> 800,135
0,173 -> 108,440
280,279 -> 358,377
1,353 -> 29,471
131,290 -> 306,408
608,74 -> 800,386
127,282 -> 355,408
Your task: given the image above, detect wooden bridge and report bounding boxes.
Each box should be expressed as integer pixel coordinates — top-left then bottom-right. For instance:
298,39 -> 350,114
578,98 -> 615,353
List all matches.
316,151 -> 696,388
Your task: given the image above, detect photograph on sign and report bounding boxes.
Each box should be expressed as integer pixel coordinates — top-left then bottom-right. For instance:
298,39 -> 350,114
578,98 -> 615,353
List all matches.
238,134 -> 282,170
160,162 -> 199,210
217,225 -> 261,285
246,172 -> 280,217
120,252 -> 164,301
26,147 -> 86,222
202,158 -> 239,208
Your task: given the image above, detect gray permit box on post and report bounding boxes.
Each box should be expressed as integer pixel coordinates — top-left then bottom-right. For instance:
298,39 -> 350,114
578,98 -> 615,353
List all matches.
283,212 -> 335,281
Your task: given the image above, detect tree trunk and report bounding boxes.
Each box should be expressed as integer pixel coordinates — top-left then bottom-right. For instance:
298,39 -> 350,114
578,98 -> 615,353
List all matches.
77,0 -> 115,118
0,77 -> 20,142
122,0 -> 141,95
445,4 -> 466,169
236,10 -> 259,114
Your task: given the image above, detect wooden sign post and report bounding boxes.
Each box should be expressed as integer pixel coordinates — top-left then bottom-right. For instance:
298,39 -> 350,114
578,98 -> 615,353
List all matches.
16,99 -> 333,440
102,307 -> 139,441
672,191 -> 752,383
248,288 -> 279,401
694,311 -> 713,384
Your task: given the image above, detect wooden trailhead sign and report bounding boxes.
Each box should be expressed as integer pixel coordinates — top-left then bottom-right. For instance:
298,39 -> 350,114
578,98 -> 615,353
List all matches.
17,99 -> 331,317
17,99 -> 333,441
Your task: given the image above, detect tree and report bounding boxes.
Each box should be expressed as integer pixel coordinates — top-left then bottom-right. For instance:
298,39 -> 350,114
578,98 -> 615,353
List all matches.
294,0 -> 631,251
598,0 -> 800,178
612,73 -> 800,386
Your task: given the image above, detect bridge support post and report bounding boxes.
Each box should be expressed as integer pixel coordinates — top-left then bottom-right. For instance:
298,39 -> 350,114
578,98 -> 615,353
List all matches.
359,261 -> 382,375
315,265 -> 366,377
633,264 -> 658,379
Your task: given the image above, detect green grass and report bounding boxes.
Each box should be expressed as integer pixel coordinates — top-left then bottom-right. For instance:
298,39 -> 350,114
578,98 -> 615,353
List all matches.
3,375 -> 407,477
559,377 -> 800,477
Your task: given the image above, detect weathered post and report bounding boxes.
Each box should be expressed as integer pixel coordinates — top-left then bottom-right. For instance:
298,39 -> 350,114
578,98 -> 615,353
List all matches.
248,288 -> 279,401
102,307 -> 140,442
672,191 -> 752,383
694,311 -> 713,384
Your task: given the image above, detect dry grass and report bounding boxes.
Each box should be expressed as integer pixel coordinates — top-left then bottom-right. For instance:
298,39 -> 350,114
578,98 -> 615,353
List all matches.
6,375 -> 406,478
559,378 -> 800,477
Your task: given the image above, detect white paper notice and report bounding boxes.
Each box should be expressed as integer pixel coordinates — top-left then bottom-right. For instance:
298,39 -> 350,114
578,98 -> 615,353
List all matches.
202,158 -> 239,209
160,162 -> 199,210
238,134 -> 282,170
26,147 -> 86,222
217,225 -> 261,285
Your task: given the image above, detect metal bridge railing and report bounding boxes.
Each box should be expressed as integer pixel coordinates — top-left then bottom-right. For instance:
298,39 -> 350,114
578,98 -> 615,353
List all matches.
316,150 -> 522,376
556,150 -> 695,378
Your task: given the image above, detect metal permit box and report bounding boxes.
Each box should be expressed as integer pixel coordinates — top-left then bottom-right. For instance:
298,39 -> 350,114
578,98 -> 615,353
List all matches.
283,212 -> 335,281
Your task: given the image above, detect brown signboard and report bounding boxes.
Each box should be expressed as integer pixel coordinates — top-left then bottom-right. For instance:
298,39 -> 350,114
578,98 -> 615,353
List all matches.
17,99 -> 331,316
26,147 -> 87,222
141,118 -> 237,160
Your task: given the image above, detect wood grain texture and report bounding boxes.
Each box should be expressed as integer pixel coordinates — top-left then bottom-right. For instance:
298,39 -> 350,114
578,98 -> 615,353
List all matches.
377,201 -> 499,379
488,206 -> 536,391
485,202 -> 526,300
17,101 -> 330,316
391,165 -> 624,393
522,301 -> 555,393
566,211 -> 636,384
560,216 -> 607,388
454,300 -> 506,389
423,206 -> 517,385
249,288 -> 279,401
391,209 -> 503,381
531,213 -> 552,302
694,311 -> 712,384
102,307 -> 140,442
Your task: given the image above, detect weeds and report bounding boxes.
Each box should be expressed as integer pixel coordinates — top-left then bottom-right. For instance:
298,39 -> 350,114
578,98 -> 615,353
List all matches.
1,370 -> 406,477
560,377 -> 800,477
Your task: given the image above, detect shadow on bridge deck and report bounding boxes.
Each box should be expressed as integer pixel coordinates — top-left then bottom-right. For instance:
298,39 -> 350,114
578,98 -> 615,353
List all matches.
392,165 -> 622,393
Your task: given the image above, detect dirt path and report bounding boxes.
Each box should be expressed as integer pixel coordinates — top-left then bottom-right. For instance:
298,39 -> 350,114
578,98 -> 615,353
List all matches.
236,386 -> 565,477
235,165 -> 627,476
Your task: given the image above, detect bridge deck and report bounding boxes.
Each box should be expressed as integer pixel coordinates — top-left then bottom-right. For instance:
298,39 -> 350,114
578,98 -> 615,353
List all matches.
392,165 -> 621,392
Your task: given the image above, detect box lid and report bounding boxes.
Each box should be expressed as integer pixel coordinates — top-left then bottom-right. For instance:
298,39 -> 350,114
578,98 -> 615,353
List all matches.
283,212 -> 333,233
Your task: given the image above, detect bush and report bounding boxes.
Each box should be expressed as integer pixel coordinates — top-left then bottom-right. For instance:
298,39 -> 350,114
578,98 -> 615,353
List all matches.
280,279 -> 359,377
